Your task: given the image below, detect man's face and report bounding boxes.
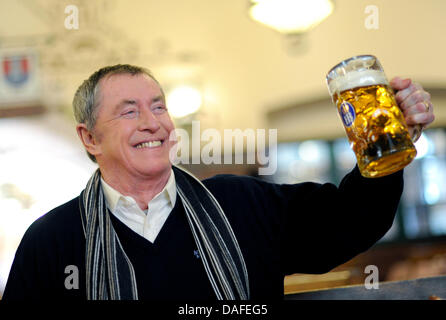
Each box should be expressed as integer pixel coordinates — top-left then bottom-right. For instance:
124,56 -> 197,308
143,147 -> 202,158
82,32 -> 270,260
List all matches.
92,73 -> 175,180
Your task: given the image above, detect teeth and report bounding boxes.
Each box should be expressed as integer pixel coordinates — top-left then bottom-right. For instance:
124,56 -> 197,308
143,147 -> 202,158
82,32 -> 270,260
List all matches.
136,141 -> 162,149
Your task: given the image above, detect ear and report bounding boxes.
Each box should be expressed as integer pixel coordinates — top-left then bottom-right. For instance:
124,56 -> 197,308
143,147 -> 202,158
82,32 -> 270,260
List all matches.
76,123 -> 102,158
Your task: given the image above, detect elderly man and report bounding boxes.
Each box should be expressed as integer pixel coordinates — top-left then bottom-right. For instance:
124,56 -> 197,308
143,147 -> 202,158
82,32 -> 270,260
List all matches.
3,64 -> 435,300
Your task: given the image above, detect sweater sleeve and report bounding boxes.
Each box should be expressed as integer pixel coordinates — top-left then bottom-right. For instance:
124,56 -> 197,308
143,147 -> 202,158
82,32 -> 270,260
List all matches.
277,165 -> 404,275
204,165 -> 404,278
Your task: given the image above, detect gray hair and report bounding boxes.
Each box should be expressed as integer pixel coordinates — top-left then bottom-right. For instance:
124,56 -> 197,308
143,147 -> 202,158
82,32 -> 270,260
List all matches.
72,64 -> 162,162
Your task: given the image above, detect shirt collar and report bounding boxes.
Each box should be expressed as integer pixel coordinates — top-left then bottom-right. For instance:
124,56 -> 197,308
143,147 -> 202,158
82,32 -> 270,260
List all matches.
101,168 -> 177,211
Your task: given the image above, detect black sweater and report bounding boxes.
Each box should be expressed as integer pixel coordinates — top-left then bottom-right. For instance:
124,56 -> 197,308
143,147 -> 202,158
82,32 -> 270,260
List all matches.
2,166 -> 404,300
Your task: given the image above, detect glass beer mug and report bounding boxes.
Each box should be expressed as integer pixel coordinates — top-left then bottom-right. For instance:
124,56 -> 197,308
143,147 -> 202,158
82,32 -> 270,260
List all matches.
326,55 -> 417,178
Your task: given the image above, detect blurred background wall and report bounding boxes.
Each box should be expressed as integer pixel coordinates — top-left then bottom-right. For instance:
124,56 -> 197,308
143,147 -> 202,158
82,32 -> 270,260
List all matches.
0,0 -> 446,297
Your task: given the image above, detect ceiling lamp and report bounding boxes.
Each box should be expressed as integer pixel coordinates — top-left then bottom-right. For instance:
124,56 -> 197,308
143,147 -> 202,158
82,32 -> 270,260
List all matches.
249,0 -> 334,34
167,85 -> 202,118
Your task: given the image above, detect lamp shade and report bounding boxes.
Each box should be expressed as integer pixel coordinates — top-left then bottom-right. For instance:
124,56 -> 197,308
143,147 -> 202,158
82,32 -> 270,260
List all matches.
167,85 -> 202,118
249,0 -> 334,34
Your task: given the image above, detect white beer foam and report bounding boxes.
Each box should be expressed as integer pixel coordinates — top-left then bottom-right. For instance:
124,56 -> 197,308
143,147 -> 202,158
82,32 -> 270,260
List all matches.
329,70 -> 388,94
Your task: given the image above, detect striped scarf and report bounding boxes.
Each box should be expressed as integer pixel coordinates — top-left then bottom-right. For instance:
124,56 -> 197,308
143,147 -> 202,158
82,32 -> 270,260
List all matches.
78,165 -> 250,300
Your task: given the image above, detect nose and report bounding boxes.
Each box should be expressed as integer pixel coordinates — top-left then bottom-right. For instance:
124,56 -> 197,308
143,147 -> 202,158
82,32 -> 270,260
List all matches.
138,108 -> 161,132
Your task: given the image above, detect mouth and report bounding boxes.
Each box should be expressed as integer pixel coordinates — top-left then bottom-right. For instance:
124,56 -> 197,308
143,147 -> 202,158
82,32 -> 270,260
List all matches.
134,139 -> 164,149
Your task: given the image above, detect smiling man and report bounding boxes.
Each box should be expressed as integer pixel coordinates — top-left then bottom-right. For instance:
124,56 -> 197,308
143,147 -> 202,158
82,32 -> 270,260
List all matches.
76,70 -> 175,211
3,64 -> 435,301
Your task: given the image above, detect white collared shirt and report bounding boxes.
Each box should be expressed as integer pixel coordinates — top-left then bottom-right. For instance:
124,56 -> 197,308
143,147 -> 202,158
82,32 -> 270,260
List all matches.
101,169 -> 177,243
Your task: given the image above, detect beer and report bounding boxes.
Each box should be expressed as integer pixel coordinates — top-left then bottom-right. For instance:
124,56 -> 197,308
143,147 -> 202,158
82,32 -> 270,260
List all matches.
327,56 -> 417,178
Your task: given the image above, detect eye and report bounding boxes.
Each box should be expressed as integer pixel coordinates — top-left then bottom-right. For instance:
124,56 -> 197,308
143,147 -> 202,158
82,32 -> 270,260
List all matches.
121,109 -> 139,118
152,104 -> 167,114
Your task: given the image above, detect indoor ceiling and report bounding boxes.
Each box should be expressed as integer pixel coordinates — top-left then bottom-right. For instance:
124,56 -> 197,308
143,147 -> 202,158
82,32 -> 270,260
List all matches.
0,0 -> 445,140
